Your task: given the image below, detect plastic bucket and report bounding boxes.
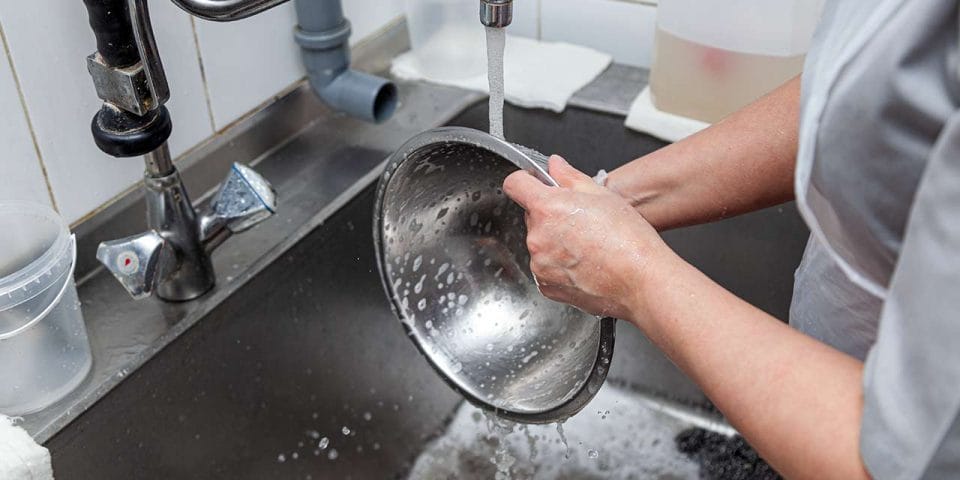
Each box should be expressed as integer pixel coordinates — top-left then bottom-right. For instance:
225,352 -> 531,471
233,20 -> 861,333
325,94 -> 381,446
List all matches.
0,202 -> 92,416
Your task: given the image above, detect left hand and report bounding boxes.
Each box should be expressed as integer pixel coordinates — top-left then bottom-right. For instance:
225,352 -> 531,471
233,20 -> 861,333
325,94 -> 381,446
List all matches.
503,155 -> 672,321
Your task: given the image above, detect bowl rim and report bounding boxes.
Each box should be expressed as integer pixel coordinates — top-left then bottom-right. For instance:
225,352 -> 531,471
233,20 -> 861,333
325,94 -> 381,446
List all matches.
372,126 -> 616,424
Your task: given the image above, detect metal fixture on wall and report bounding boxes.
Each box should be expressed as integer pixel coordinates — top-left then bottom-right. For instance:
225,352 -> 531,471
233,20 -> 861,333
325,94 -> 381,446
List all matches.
80,0 -> 405,300
83,0 -> 507,299
82,0 -> 277,301
95,145 -> 277,300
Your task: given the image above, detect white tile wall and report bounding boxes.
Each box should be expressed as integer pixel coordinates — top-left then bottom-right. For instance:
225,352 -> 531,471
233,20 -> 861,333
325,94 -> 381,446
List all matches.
193,4 -> 304,130
344,0 -> 405,44
0,28 -> 51,208
541,0 -> 657,68
0,0 -> 652,224
468,0 -> 657,65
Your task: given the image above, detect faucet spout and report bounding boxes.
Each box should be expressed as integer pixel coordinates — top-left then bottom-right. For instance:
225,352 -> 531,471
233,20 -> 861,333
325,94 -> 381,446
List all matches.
169,0 -> 289,21
480,0 -> 513,28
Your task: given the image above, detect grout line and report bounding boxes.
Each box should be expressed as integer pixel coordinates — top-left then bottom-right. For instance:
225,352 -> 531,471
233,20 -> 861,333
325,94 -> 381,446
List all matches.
0,20 -> 59,212
536,0 -> 543,40
190,17 -> 218,134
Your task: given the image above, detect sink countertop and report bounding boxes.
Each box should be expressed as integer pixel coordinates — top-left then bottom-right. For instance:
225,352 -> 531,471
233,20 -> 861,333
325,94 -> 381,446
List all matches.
21,20 -> 650,443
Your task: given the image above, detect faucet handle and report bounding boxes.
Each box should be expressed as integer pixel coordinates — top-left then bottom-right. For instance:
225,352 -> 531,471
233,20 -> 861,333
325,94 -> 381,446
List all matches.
210,163 -> 277,233
96,231 -> 174,299
199,163 -> 277,248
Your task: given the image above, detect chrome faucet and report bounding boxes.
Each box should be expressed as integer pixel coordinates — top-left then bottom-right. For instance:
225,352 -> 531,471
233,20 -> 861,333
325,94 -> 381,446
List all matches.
480,0 -> 513,28
85,0 -> 277,302
96,145 -> 276,301
85,0 -> 398,302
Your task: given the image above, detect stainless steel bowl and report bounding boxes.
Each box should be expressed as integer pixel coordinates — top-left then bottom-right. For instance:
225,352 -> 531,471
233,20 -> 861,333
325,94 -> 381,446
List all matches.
374,127 -> 615,423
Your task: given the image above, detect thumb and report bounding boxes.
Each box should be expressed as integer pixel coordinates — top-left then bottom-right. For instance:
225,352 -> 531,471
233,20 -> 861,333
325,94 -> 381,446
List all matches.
503,169 -> 551,211
548,155 -> 605,193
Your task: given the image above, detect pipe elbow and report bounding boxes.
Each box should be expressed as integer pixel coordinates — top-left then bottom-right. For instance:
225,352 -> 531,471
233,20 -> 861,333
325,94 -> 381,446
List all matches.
312,69 -> 398,124
293,0 -> 398,123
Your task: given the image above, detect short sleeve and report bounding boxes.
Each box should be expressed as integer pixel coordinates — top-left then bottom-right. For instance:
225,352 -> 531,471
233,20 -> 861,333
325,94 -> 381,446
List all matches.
859,111 -> 960,479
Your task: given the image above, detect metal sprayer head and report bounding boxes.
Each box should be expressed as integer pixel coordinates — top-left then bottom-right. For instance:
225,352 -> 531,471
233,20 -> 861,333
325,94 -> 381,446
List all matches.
480,0 -> 513,28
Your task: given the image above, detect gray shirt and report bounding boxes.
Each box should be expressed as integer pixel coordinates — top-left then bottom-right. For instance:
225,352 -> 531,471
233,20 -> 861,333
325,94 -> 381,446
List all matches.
790,0 -> 960,477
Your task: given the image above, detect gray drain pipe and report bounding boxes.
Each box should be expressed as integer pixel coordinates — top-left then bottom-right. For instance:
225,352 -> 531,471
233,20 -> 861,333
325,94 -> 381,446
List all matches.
294,0 -> 398,123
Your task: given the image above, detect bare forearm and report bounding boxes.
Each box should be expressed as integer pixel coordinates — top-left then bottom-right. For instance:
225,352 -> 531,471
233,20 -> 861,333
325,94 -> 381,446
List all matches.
626,251 -> 869,479
608,76 -> 801,231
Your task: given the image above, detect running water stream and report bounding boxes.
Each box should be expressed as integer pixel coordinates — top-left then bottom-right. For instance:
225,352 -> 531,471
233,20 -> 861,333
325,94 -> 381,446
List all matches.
486,26 -> 506,140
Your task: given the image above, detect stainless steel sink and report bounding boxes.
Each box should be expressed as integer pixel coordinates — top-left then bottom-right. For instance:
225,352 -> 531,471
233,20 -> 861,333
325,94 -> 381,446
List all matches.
46,98 -> 808,479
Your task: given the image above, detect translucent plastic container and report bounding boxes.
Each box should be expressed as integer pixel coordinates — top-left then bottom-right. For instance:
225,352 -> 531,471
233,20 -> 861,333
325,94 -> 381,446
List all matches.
0,202 -> 91,416
650,0 -> 825,122
405,0 -> 486,81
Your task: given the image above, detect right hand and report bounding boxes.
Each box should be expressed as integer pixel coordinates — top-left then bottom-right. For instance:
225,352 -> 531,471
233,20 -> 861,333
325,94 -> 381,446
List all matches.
503,155 -> 674,322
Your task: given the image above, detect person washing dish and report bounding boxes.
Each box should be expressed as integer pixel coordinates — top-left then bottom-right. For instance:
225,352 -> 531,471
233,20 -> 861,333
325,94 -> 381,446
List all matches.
504,1 -> 960,478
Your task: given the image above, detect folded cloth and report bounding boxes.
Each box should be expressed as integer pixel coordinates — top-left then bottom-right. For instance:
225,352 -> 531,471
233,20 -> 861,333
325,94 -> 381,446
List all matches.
392,35 -> 612,113
625,86 -> 710,143
0,416 -> 54,480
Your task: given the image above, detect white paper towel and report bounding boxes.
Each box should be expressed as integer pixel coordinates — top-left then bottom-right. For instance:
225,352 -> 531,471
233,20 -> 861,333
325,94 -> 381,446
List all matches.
625,86 -> 710,143
392,35 -> 612,113
0,416 -> 54,480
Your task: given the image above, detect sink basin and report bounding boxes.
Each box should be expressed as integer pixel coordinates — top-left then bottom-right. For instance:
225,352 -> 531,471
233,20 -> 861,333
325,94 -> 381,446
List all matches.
47,100 -> 809,479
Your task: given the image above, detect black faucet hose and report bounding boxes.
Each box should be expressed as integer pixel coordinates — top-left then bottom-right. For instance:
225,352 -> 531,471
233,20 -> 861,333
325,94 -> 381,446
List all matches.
82,0 -> 141,68
82,0 -> 172,157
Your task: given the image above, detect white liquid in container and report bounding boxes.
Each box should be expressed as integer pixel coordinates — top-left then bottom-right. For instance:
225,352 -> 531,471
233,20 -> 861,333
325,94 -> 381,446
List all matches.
649,28 -> 805,123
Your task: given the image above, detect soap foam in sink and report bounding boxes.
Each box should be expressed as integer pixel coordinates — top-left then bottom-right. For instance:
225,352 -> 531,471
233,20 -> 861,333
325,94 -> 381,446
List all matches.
407,384 -> 703,479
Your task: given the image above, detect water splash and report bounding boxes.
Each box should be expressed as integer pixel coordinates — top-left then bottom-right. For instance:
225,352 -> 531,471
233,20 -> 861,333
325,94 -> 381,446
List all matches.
555,422 -> 569,459
407,385 -> 703,479
484,411 -> 518,480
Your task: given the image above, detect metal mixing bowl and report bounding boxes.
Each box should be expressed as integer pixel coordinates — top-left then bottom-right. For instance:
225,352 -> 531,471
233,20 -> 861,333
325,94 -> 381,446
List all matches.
374,127 -> 615,423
